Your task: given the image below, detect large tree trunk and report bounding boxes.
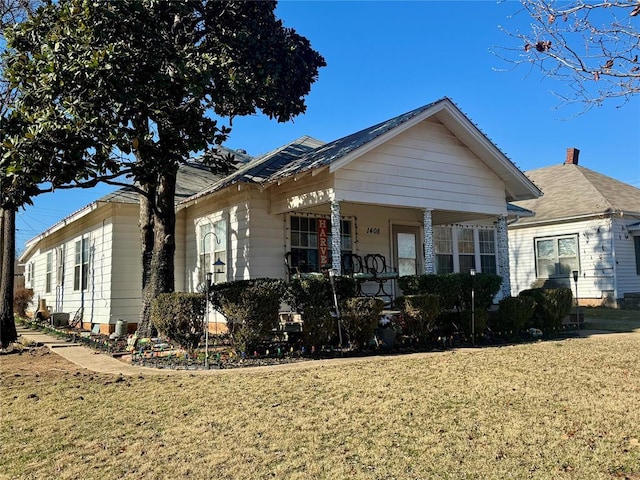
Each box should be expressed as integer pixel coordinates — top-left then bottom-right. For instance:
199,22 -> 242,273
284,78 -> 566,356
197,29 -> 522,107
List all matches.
137,171 -> 177,337
0,207 -> 17,348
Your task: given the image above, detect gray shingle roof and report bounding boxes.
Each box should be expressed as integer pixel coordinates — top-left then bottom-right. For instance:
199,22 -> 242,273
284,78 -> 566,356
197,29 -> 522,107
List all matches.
182,100 -> 445,204
511,163 -> 640,226
99,152 -> 252,206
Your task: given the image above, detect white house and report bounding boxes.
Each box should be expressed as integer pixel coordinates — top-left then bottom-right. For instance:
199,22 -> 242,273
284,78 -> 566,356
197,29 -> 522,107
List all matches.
18,160 -> 248,333
508,148 -> 640,307
20,98 -> 542,333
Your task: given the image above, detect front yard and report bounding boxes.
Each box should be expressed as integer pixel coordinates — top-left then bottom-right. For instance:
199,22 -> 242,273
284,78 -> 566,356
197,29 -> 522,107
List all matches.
2,328 -> 640,479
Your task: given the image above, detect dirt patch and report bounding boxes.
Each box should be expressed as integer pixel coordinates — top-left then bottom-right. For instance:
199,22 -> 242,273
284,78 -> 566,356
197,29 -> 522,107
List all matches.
0,345 -> 84,377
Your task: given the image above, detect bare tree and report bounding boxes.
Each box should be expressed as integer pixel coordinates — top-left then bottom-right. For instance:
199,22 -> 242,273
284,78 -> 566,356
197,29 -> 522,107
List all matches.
498,1 -> 640,111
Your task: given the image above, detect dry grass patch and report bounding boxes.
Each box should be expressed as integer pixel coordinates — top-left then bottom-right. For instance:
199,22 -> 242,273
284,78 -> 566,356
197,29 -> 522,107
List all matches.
2,335 -> 640,479
582,307 -> 640,333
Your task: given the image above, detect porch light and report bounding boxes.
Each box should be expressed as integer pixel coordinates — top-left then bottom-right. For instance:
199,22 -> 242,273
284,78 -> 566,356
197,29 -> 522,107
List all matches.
213,258 -> 225,272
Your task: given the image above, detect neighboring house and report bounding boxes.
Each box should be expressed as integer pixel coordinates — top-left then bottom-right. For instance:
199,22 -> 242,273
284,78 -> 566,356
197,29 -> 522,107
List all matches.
509,148 -> 640,307
20,98 -> 542,333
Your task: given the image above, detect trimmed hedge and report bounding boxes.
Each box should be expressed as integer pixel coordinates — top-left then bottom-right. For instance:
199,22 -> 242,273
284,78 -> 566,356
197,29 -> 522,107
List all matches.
398,273 -> 502,312
340,297 -> 385,348
519,287 -> 573,330
211,278 -> 287,353
396,294 -> 440,343
284,275 -> 356,348
150,292 -> 206,353
495,295 -> 537,333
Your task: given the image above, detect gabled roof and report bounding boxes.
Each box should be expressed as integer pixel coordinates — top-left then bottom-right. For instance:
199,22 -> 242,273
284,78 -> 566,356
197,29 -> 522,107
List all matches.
183,98 -> 541,204
19,155 -> 250,262
511,163 -> 640,226
182,136 -> 324,204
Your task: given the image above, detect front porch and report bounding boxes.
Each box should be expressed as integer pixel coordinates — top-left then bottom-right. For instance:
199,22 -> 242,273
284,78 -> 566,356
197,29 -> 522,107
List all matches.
281,201 -> 512,304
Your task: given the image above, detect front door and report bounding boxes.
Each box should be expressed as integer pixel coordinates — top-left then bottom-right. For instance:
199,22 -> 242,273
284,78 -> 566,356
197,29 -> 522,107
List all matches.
393,225 -> 420,278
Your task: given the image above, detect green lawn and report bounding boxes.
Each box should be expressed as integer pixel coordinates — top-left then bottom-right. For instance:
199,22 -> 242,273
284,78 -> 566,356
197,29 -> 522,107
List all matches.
2,331 -> 640,479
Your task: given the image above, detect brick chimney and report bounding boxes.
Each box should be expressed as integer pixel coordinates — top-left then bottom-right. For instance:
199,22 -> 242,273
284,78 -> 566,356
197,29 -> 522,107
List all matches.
565,147 -> 580,165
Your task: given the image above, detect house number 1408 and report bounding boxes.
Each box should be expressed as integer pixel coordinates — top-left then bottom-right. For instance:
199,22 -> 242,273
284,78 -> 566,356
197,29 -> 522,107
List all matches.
366,227 -> 380,234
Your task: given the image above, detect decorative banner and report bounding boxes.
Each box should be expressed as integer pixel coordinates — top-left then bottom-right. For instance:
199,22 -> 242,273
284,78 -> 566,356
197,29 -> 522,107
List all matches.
318,218 -> 329,268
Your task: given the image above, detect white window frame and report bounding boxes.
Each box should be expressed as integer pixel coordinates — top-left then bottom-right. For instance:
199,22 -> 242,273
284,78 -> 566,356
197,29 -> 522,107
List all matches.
535,234 -> 580,279
213,219 -> 227,284
289,214 -> 352,273
45,251 -> 53,294
199,223 -> 212,284
434,225 -> 498,275
56,246 -> 65,286
73,237 -> 89,291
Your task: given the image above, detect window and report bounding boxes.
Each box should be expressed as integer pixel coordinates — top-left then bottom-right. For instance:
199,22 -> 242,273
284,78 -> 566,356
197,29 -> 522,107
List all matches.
479,229 -> 497,274
434,227 -> 453,274
26,262 -> 34,287
535,235 -> 579,278
45,252 -> 53,294
199,220 -> 227,284
290,216 -> 352,273
74,238 -> 89,291
434,226 -> 497,274
457,227 -> 476,274
56,246 -> 64,286
635,236 -> 640,275
213,219 -> 227,284
199,223 -> 212,284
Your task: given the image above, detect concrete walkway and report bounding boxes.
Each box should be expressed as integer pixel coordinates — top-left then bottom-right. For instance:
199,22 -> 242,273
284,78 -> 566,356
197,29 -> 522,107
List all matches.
15,324 -> 627,377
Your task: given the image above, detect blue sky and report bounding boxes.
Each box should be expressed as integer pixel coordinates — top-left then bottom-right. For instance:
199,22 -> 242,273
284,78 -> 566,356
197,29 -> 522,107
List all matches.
15,1 -> 640,252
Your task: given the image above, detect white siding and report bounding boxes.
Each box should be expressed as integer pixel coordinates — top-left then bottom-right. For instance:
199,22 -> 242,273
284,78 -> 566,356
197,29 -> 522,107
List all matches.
509,218 -> 616,300
334,119 -> 507,215
184,189 -> 253,291
109,204 -> 142,325
612,218 -> 640,297
245,192 -> 287,279
23,206 -> 116,325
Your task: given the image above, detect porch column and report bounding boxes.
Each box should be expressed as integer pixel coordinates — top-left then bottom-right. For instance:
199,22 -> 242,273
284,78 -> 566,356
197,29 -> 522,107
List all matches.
331,200 -> 342,274
423,208 -> 435,274
497,215 -> 511,297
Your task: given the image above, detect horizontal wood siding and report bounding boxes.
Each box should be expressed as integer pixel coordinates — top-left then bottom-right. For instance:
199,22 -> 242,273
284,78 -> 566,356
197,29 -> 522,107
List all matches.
174,211 -> 187,292
334,119 -> 507,215
184,190 -> 252,291
269,171 -> 335,215
509,218 -> 616,299
612,218 -> 640,297
109,205 -> 143,324
23,205 -> 117,325
246,192 -> 287,279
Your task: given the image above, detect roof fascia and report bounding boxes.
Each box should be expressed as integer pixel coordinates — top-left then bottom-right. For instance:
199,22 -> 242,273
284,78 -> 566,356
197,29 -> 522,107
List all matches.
19,201 -> 106,261
439,105 -> 542,201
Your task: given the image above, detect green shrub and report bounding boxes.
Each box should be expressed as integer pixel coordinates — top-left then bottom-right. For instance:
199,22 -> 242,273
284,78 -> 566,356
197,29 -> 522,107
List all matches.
495,295 -> 537,333
340,297 -> 384,348
150,292 -> 206,354
13,288 -> 34,317
519,287 -> 573,330
398,273 -> 501,312
284,276 -> 356,348
396,294 -> 440,342
211,278 -> 286,353
460,309 -> 489,337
